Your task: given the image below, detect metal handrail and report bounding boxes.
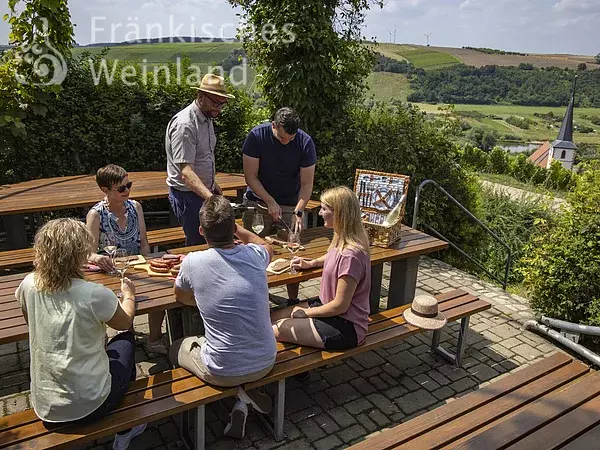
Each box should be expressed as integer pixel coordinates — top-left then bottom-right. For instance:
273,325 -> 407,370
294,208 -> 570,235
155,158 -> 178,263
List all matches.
412,179 -> 512,290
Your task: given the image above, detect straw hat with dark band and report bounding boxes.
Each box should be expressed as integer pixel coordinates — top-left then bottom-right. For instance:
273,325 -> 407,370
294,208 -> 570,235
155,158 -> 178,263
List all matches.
403,294 -> 447,330
192,74 -> 235,99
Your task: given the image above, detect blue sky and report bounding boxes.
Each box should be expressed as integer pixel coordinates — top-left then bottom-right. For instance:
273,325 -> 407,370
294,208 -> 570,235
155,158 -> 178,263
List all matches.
1,0 -> 599,55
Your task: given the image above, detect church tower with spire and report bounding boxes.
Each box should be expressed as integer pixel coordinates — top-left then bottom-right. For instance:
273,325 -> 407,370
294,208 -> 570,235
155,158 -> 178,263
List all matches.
549,77 -> 577,171
529,77 -> 578,171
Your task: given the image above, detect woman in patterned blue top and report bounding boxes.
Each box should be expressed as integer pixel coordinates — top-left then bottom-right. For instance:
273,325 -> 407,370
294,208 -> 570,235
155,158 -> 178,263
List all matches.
86,164 -> 168,356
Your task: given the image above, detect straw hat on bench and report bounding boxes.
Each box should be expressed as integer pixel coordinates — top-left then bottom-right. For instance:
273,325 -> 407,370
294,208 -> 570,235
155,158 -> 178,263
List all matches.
403,294 -> 447,330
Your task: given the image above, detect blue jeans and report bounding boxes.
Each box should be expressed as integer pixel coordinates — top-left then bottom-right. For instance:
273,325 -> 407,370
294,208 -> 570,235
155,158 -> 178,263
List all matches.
48,331 -> 137,427
168,187 -> 206,246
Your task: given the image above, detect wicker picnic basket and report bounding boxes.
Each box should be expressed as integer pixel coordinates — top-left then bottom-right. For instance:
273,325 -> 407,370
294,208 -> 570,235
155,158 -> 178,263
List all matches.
353,169 -> 411,248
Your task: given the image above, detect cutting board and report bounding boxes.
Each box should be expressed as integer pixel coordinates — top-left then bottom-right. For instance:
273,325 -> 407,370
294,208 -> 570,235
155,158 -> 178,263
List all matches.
133,263 -> 176,277
129,255 -> 147,266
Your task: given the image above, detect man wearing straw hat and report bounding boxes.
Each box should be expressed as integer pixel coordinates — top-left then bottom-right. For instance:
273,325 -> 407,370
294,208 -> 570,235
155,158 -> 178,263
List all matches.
165,73 -> 235,246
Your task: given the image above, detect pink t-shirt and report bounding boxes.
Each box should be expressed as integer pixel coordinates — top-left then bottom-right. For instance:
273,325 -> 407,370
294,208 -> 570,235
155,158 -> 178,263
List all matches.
319,246 -> 371,344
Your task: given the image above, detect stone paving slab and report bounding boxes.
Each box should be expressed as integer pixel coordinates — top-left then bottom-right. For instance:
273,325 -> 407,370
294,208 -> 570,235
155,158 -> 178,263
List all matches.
0,256 -> 572,449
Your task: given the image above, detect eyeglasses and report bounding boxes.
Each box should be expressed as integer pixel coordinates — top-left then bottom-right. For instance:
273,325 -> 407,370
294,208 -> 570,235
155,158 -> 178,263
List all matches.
204,93 -> 227,108
115,181 -> 133,193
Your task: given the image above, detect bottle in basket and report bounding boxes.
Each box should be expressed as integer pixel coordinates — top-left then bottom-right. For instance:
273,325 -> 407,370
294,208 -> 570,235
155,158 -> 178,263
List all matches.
382,194 -> 406,227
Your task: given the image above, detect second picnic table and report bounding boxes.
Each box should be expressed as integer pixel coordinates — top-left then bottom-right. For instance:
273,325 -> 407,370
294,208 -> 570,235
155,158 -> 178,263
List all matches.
0,172 -> 247,249
0,225 -> 447,345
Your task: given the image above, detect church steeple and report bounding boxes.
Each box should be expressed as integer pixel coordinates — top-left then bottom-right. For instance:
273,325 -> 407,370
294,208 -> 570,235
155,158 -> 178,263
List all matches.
552,76 -> 578,150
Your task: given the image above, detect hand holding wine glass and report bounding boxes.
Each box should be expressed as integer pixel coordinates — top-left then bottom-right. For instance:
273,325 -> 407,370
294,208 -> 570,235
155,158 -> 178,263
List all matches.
102,232 -> 117,274
113,249 -> 130,297
286,232 -> 301,274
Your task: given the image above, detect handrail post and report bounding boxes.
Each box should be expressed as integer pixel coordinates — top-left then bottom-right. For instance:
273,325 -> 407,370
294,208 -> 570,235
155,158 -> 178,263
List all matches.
412,179 -> 512,290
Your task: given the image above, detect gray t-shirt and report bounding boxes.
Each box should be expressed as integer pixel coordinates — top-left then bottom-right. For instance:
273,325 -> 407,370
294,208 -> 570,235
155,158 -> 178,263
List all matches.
165,101 -> 216,192
175,244 -> 277,377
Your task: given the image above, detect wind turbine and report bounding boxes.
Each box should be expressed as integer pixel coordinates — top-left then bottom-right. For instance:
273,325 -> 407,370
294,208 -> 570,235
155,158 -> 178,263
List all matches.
388,30 -> 393,43
424,33 -> 431,46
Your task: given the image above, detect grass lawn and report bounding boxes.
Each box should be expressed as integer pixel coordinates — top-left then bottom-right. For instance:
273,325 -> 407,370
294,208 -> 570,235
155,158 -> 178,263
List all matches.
394,47 -> 461,70
366,72 -> 411,102
73,42 -> 241,65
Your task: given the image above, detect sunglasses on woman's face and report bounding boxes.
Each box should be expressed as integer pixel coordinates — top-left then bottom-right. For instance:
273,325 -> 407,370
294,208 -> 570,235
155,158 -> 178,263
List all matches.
115,181 -> 133,193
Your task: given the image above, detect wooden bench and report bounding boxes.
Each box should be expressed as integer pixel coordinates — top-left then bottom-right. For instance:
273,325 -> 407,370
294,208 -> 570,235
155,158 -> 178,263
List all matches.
349,351 -> 596,450
0,289 -> 489,449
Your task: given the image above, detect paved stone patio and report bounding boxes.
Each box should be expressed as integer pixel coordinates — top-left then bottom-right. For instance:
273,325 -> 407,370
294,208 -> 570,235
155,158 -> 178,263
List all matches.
0,256 -> 566,449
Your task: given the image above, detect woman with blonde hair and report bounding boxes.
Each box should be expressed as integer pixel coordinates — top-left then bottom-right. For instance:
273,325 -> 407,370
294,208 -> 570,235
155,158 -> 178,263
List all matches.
16,218 -> 147,449
273,186 -> 371,350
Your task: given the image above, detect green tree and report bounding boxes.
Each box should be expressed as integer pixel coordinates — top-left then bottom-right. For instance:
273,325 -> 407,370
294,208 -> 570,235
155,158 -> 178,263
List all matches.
521,163 -> 600,326
227,0 -> 382,138
1,0 -> 74,139
595,53 -> 600,65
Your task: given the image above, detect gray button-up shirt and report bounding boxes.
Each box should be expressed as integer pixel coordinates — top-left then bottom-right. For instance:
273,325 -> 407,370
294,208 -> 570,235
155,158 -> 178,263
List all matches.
165,101 -> 216,192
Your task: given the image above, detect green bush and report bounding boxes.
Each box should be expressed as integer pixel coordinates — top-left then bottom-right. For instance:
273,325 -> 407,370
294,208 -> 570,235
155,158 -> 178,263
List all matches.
461,145 -> 489,171
317,103 -> 484,258
510,153 -> 537,181
505,116 -> 530,129
473,186 -> 554,285
0,53 -> 261,183
521,163 -> 600,325
488,147 -> 510,174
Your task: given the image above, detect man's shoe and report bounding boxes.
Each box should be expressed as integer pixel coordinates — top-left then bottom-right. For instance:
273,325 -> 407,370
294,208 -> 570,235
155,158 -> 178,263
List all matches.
237,387 -> 273,414
287,298 -> 300,307
146,335 -> 169,356
224,401 -> 248,439
112,423 -> 147,450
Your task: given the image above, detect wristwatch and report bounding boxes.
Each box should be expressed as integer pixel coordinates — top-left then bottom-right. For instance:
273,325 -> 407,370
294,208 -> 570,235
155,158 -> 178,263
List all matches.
294,210 -> 303,218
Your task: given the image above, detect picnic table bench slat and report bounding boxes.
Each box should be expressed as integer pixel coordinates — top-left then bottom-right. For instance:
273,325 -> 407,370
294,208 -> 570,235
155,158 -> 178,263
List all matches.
394,360 -> 591,449
559,423 -> 600,450
441,370 -> 600,450
504,394 -> 600,450
348,352 -> 578,450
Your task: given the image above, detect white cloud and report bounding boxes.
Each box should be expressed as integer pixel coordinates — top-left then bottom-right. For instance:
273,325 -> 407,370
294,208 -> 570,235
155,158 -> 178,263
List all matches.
553,0 -> 600,12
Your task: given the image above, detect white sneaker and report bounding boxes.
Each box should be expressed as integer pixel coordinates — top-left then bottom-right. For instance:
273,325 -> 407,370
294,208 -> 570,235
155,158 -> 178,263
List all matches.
223,401 -> 248,439
237,386 -> 272,414
112,423 -> 147,450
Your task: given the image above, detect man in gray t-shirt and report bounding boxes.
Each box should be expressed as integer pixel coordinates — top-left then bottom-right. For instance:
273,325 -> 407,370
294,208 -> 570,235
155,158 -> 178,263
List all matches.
165,73 -> 235,246
170,196 -> 276,440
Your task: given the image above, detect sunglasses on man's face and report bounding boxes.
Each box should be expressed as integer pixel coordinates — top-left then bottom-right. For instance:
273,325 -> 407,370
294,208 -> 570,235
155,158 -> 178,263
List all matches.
115,181 -> 133,193
204,93 -> 227,108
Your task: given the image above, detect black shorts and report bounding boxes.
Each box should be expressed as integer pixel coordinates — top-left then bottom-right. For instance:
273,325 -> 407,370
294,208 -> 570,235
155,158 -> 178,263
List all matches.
308,298 -> 358,351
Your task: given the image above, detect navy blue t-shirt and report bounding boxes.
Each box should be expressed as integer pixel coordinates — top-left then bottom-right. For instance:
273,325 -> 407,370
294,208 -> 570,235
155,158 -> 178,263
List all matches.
242,123 -> 317,206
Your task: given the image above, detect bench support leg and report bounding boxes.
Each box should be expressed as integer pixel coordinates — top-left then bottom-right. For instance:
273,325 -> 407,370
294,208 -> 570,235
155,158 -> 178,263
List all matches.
387,256 -> 420,309
257,379 -> 286,441
432,316 -> 470,367
2,214 -> 28,249
196,405 -> 205,450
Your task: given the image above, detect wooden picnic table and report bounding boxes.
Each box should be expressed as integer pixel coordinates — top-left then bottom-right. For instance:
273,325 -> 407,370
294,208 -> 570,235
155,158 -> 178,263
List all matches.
0,172 -> 247,249
0,225 -> 447,345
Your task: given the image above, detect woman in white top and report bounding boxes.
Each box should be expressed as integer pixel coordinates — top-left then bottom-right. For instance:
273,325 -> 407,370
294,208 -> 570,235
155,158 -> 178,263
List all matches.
16,218 -> 146,450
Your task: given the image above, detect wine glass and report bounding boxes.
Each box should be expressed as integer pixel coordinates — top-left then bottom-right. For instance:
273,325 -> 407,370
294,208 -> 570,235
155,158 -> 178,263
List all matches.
102,232 -> 118,275
286,232 -> 301,274
252,212 -> 265,235
113,249 -> 130,297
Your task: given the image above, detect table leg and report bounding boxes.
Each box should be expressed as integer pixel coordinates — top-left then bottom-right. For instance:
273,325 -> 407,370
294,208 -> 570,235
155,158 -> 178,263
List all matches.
2,214 -> 28,249
369,263 -> 383,314
236,189 -> 244,203
387,255 -> 420,309
166,308 -> 184,345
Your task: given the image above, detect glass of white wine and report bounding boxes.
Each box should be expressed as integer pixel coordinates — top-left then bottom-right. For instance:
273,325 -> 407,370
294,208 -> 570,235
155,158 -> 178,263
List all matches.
252,212 -> 265,235
103,232 -> 118,275
113,249 -> 130,297
286,232 -> 301,274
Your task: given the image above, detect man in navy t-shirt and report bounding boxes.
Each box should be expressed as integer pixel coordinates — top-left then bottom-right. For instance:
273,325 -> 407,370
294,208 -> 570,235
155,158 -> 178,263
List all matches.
242,107 -> 317,305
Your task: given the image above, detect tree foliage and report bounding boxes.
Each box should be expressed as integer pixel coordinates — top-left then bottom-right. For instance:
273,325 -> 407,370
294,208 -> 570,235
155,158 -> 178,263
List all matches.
227,0 -> 382,137
408,65 -> 600,107
521,163 -> 600,326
